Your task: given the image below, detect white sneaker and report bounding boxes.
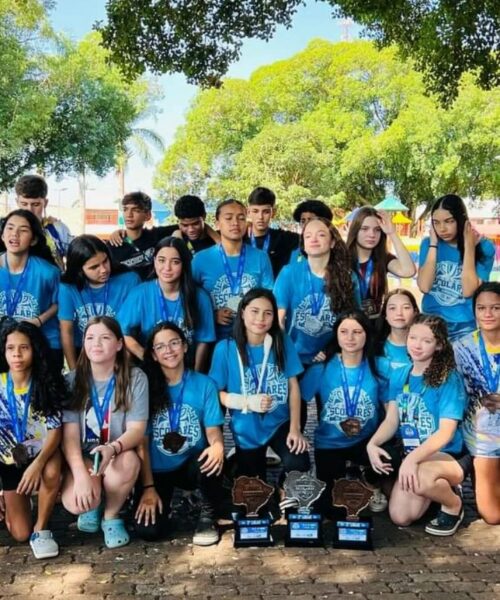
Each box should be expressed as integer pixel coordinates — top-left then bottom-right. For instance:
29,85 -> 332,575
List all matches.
266,447 -> 281,466
30,530 -> 59,559
369,488 -> 388,513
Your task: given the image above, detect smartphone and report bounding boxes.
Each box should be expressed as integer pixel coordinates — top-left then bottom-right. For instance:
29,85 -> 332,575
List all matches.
92,451 -> 101,475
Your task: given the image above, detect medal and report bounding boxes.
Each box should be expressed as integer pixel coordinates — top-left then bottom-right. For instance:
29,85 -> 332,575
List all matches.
340,417 -> 362,437
12,442 -> 30,468
162,431 -> 187,453
339,358 -> 366,437
226,295 -> 241,312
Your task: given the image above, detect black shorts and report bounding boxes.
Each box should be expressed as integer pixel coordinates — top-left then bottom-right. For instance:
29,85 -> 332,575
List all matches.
0,459 -> 34,491
449,452 -> 473,478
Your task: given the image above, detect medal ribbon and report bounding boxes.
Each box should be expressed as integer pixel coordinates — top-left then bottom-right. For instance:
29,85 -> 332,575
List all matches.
250,231 -> 270,253
90,376 -> 115,443
167,371 -> 188,432
5,257 -> 30,317
157,282 -> 182,324
218,243 -> 246,296
479,333 -> 500,392
247,348 -> 268,394
357,258 -> 374,300
6,374 -> 32,444
340,358 -> 366,418
400,371 -> 426,423
82,282 -> 110,319
306,263 -> 325,316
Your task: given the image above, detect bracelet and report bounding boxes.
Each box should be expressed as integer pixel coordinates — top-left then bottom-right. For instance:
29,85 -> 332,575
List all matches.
36,316 -> 43,326
114,439 -> 124,455
429,244 -> 438,249
142,484 -> 155,490
106,442 -> 118,459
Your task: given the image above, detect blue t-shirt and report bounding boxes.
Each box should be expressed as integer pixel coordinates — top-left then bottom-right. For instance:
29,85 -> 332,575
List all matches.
58,271 -> 140,346
419,237 -> 494,326
0,255 -> 61,349
384,339 -> 411,369
300,356 -> 390,449
209,335 -> 303,449
273,260 -> 361,364
192,244 -> 274,339
148,371 -> 224,472
117,280 -> 216,347
389,365 -> 466,455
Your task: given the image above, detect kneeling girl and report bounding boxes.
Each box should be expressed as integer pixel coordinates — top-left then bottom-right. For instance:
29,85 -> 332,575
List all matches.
134,322 -> 225,546
61,316 -> 148,548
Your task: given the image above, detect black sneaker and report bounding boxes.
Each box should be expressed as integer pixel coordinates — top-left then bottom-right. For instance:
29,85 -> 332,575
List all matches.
425,508 -> 464,536
192,516 -> 219,546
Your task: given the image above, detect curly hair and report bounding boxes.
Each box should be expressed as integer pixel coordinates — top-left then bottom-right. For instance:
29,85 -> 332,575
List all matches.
0,319 -> 67,417
409,314 -> 455,387
300,217 -> 356,314
143,322 -> 188,416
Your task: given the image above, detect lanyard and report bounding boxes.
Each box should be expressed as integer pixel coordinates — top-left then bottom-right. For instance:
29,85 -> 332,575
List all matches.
479,333 -> 500,392
400,371 -> 426,423
90,376 -> 115,443
6,373 -> 32,443
250,231 -> 270,253
218,244 -> 246,295
306,262 -> 324,316
167,371 -> 188,432
339,358 -> 366,418
5,257 -> 30,317
82,282 -> 110,319
157,281 -> 182,323
247,348 -> 268,394
357,258 -> 374,300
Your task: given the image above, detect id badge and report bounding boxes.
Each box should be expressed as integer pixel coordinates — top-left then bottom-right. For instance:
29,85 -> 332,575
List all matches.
400,423 -> 420,454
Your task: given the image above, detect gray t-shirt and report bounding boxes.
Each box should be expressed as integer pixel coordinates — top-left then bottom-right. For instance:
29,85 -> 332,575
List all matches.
63,367 -> 149,452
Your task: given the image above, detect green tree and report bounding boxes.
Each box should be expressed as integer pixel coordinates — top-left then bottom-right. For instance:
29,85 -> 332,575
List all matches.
100,0 -> 499,103
154,40 -> 500,217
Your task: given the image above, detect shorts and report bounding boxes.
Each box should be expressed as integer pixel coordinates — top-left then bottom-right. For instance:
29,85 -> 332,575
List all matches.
448,452 -> 473,479
0,459 -> 35,491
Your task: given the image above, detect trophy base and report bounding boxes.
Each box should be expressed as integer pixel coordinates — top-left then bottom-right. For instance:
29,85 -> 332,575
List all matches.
285,512 -> 323,547
232,513 -> 274,548
332,516 -> 373,550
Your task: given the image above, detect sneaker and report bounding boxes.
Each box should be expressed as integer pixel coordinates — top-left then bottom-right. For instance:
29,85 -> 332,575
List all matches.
30,530 -> 59,559
425,508 -> 464,536
192,516 -> 219,546
369,488 -> 388,513
266,447 -> 281,466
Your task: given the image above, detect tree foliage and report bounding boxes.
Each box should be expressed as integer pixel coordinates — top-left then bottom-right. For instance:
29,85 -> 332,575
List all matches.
0,2 -> 158,190
99,0 -> 500,103
154,40 -> 500,217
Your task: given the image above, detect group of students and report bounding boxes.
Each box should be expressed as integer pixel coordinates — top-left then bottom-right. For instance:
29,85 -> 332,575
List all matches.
0,174 -> 498,560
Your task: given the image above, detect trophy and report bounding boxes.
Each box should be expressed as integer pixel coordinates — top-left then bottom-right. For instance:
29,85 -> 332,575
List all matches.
283,471 -> 326,547
232,476 -> 274,547
332,478 -> 374,550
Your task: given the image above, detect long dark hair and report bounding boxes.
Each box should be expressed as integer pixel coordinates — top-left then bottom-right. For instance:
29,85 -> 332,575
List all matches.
325,310 -> 379,378
375,288 -> 420,346
0,319 -> 66,416
300,217 -> 356,314
61,235 -> 127,290
71,316 -> 131,412
151,237 -> 198,330
346,206 -> 389,310
0,209 -> 56,266
431,194 -> 484,263
233,288 -> 286,372
408,314 -> 455,388
143,322 -> 188,416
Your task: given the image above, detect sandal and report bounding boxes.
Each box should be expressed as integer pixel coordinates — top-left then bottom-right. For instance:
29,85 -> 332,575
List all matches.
101,517 -> 130,549
77,505 -> 103,533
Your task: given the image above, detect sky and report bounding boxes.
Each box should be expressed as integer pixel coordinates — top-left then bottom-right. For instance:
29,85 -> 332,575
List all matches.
27,1 -> 359,211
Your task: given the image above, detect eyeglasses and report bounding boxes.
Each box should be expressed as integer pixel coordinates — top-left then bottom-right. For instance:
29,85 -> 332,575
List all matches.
153,339 -> 183,353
